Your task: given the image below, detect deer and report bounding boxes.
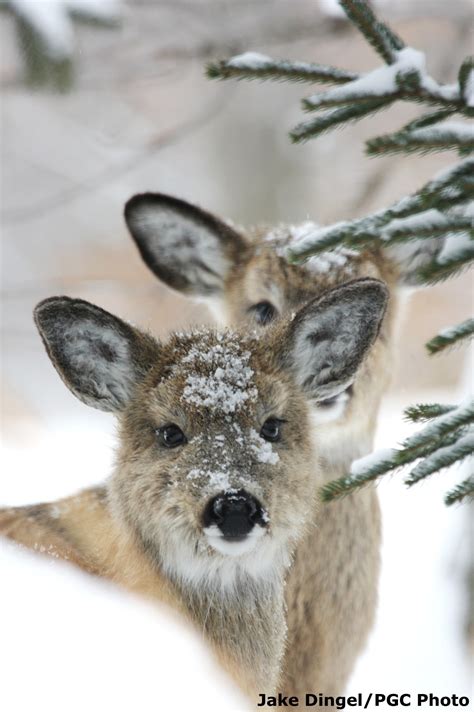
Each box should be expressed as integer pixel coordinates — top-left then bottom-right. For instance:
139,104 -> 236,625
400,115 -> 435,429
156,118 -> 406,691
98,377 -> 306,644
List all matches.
119,192 -> 436,698
0,280 -> 387,703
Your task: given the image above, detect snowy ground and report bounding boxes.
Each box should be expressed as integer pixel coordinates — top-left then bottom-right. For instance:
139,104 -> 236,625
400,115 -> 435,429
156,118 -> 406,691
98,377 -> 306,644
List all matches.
1,389 -> 471,711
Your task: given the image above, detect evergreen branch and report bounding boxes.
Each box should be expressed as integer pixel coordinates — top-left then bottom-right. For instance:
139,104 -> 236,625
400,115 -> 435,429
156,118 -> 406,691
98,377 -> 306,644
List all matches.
206,56 -> 357,85
319,426 -> 466,502
303,86 -> 398,111
458,56 -> 474,116
381,214 -> 473,245
426,318 -> 474,355
402,401 -> 474,453
287,159 -> 474,262
367,124 -> 474,157
414,241 -> 474,285
404,403 -> 456,423
445,476 -> 474,506
402,109 -> 459,131
290,97 -> 393,143
406,431 -> 474,485
338,0 -> 404,65
319,430 -> 462,502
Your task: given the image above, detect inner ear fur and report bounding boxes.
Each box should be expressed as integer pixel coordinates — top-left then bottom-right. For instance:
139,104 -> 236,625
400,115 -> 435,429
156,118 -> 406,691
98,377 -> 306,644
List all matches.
124,193 -> 248,296
34,297 -> 159,413
279,278 -> 389,402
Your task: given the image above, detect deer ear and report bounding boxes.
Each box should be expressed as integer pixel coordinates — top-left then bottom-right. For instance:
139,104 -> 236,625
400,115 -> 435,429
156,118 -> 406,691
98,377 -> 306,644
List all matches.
124,193 -> 248,296
281,279 -> 388,403
34,297 -> 159,413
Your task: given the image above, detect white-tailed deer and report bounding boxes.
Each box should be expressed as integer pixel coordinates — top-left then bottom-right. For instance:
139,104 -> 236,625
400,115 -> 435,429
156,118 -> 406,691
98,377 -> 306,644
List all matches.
121,192 -> 437,697
1,281 -> 387,701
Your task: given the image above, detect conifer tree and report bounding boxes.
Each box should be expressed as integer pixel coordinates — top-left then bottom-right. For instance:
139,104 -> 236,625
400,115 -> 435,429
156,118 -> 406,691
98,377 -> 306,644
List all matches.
207,0 -> 473,506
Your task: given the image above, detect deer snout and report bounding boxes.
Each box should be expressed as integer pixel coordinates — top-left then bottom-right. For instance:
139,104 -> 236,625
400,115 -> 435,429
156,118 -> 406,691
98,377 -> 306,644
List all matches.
202,490 -> 266,542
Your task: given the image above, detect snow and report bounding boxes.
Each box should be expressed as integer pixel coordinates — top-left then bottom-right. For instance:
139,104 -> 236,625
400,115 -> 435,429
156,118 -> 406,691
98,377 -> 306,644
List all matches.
0,542 -> 242,712
284,219 -> 350,260
380,209 -> 447,240
317,0 -> 345,18
267,220 -> 359,270
409,431 -> 474,480
11,0 -> 74,59
350,447 -> 396,476
10,0 -> 121,59
305,47 -> 461,109
347,391 -> 472,703
403,399 -> 474,450
249,428 -> 279,465
286,222 -> 358,274
182,341 -> 258,414
1,391 -> 471,705
436,232 -> 473,265
305,47 -> 427,107
438,322 -> 473,339
410,122 -> 474,142
227,52 -> 272,70
462,68 -> 474,107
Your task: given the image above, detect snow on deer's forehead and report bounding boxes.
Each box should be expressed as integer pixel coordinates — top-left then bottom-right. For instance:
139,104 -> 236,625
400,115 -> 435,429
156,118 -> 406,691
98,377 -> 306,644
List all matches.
177,332 -> 258,414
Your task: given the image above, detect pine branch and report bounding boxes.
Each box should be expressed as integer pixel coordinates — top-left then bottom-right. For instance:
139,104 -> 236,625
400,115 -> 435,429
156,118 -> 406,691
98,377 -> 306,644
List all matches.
415,240 -> 474,285
290,98 -> 392,143
286,159 -> 474,262
319,429 -> 463,502
381,214 -> 473,246
367,123 -> 474,157
426,318 -> 474,355
458,56 -> 474,116
207,55 -> 358,85
406,431 -> 474,485
338,0 -> 404,65
404,403 -> 456,423
402,401 -> 474,453
402,109 -> 459,131
445,476 -> 474,506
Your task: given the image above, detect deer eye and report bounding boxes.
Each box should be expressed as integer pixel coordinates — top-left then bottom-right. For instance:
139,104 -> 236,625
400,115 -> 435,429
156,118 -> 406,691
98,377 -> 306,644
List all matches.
260,418 -> 283,442
249,301 -> 277,326
156,424 -> 187,448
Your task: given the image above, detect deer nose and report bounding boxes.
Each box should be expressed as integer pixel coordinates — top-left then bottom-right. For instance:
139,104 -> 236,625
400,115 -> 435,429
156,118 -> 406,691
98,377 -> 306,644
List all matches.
202,490 -> 265,540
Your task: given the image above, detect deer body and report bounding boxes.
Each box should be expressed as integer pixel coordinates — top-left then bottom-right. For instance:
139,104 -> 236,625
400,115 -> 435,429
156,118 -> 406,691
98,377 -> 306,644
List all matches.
123,195 -> 420,696
1,283 -> 387,701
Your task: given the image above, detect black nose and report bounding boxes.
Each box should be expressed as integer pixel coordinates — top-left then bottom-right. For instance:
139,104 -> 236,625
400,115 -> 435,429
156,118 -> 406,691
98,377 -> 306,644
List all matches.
202,490 -> 266,540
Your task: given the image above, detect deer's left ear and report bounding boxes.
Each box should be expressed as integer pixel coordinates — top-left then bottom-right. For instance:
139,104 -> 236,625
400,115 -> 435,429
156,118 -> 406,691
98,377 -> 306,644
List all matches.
34,297 -> 159,412
124,193 -> 249,297
280,279 -> 388,403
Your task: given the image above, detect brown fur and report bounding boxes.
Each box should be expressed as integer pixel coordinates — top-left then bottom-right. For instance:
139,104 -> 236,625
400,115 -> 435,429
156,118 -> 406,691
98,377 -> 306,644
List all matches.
1,196 -> 398,705
3,284 -> 388,702
121,197 -> 405,702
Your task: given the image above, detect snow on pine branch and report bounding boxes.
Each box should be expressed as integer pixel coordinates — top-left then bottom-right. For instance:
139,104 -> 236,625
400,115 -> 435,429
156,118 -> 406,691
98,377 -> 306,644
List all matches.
402,400 -> 474,452
10,0 -> 121,58
286,158 -> 474,263
303,48 -> 437,108
320,400 -> 474,505
425,318 -> 474,355
367,121 -> 474,156
8,0 -> 121,90
207,52 -> 358,85
406,431 -> 474,485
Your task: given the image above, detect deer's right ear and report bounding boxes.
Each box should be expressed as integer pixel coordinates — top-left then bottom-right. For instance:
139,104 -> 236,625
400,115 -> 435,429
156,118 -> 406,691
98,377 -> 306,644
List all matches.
124,193 -> 248,297
34,297 -> 159,413
280,278 -> 389,403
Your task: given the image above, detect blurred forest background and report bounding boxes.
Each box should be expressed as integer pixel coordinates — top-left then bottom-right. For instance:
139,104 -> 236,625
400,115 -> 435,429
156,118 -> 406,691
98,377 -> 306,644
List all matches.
0,0 -> 472,703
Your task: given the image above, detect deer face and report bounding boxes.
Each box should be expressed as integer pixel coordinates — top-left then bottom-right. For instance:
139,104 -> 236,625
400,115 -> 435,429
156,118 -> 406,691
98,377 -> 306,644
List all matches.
34,279 -> 387,591
123,194 -> 399,446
